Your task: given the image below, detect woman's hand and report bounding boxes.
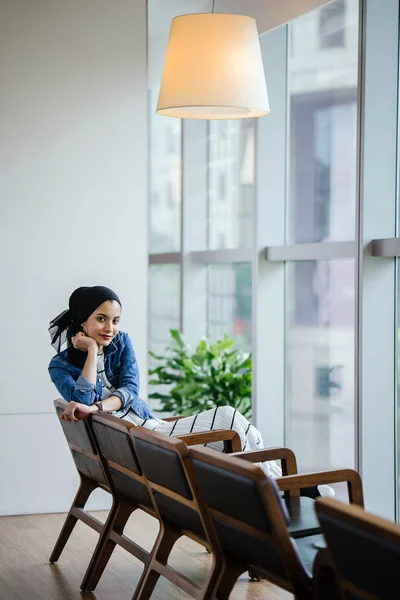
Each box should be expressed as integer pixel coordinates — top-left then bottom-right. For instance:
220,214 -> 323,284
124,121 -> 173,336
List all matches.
60,401 -> 97,423
72,331 -> 98,353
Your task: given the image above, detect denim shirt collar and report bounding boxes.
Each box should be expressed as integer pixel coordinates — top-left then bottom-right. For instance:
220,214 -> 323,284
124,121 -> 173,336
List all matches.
103,335 -> 119,358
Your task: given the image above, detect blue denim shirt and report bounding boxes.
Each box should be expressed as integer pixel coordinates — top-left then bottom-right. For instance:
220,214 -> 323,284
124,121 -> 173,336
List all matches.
48,331 -> 153,419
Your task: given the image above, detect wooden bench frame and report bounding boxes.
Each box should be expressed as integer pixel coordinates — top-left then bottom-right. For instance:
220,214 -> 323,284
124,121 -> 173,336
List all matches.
189,446 -> 345,600
232,448 -> 364,505
128,432 -> 364,600
50,398 -> 241,592
129,426 -> 226,600
51,399 -> 365,599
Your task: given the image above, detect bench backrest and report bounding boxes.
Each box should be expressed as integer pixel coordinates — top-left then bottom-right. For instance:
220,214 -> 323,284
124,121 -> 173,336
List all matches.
90,412 -> 151,509
130,427 -> 220,549
190,446 -> 310,593
54,399 -> 108,488
316,498 -> 400,600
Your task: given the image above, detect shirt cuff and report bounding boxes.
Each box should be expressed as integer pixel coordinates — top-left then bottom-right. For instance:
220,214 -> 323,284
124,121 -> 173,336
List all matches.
75,375 -> 96,391
112,389 -> 129,409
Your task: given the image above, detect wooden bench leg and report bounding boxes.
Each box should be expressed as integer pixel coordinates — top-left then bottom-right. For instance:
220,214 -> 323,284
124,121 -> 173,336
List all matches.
312,548 -> 341,600
132,524 -> 181,600
81,501 -> 135,592
214,558 -> 244,600
49,476 -> 98,563
200,553 -> 226,600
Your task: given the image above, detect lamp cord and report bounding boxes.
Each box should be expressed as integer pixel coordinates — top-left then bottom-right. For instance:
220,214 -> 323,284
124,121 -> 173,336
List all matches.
212,0 -> 215,13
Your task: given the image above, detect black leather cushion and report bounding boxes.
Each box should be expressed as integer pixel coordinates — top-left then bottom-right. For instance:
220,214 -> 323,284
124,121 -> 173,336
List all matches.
214,519 -> 287,581
284,497 -> 321,538
58,411 -> 96,454
319,513 -> 400,600
71,450 -> 108,486
192,459 -> 290,532
92,421 -> 141,475
153,492 -> 205,538
134,438 -> 192,499
293,534 -> 323,576
300,486 -> 321,499
108,466 -> 151,507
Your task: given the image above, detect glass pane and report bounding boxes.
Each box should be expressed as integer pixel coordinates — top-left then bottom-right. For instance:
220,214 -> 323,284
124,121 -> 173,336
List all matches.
207,263 -> 252,351
319,0 -> 346,49
288,0 -> 359,243
149,264 -> 180,354
148,265 -> 181,409
149,85 -> 181,252
208,120 -> 255,249
285,260 -> 355,472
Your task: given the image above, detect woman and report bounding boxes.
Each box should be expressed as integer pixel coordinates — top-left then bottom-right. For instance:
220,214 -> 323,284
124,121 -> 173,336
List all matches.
49,285 -> 333,496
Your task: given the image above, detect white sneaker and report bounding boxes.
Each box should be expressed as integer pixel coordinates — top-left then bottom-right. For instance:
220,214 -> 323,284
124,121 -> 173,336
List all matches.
318,484 -> 335,497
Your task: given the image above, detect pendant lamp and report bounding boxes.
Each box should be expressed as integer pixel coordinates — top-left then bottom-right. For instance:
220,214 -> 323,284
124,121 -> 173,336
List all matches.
156,1 -> 270,120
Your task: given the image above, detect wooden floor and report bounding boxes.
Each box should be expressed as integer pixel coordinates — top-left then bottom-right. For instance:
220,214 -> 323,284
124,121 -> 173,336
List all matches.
0,509 -> 293,600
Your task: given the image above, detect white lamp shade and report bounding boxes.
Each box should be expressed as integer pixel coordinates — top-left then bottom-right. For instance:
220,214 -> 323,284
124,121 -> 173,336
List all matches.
156,13 -> 270,120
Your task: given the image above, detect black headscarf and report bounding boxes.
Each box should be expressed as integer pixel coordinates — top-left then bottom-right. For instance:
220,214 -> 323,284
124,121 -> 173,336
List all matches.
49,286 -> 122,365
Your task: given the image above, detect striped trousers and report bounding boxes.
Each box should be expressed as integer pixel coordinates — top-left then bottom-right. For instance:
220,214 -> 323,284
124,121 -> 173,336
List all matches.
123,405 -> 282,478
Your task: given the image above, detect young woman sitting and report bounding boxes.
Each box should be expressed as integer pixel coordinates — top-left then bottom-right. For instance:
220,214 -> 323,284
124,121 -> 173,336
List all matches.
49,285 -> 333,498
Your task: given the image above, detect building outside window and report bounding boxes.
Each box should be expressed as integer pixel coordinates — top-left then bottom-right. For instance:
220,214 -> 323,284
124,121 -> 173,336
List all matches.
319,0 -> 346,49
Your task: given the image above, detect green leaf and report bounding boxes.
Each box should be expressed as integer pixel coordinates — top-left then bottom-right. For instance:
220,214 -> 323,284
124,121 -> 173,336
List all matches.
196,339 -> 207,353
170,329 -> 185,347
148,350 -> 164,360
148,392 -> 173,400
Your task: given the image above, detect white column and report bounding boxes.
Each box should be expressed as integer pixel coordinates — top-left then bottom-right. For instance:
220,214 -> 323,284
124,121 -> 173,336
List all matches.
181,121 -> 209,345
252,26 -> 288,445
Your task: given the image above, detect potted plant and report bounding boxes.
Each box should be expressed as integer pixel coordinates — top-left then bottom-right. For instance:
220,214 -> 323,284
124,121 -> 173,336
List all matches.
148,329 -> 252,419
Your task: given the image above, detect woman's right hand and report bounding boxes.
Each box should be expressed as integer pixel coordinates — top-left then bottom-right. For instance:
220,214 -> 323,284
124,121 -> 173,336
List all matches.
72,331 -> 98,352
60,400 -> 97,422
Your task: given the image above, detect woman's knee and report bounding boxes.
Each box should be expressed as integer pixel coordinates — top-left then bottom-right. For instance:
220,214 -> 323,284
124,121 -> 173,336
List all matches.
217,405 -> 236,418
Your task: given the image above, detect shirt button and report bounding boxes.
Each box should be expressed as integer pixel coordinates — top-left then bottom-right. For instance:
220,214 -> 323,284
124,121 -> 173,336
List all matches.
97,377 -> 101,382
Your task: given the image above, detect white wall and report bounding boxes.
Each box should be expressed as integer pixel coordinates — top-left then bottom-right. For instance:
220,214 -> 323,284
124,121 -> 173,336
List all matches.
0,0 -> 148,515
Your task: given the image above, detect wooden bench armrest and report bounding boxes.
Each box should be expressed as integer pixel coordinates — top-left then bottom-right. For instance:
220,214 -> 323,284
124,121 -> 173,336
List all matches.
276,469 -> 364,506
231,447 -> 298,476
178,429 -> 242,453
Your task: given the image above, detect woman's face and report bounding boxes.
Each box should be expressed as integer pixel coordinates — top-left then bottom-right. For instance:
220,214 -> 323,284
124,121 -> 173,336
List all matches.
81,300 -> 121,348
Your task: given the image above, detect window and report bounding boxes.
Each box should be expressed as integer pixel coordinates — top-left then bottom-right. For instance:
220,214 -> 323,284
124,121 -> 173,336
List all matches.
148,0 -> 400,520
288,56 -> 358,243
208,120 -> 255,250
207,263 -> 252,351
286,260 -> 355,471
285,0 -> 359,472
148,265 -> 181,410
149,85 -> 181,253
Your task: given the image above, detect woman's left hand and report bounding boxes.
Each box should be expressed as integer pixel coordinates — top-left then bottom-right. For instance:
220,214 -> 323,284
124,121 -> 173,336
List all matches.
60,401 -> 96,423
